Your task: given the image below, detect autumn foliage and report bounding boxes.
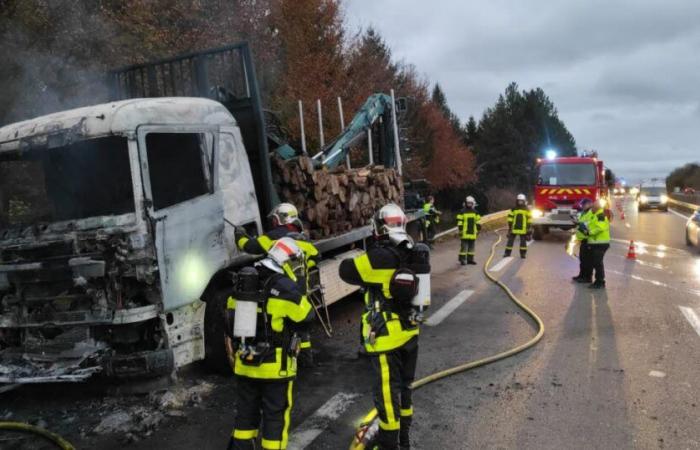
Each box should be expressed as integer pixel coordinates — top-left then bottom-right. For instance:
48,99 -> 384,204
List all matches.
0,0 -> 476,191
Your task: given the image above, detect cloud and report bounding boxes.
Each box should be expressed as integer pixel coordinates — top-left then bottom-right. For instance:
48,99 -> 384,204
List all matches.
345,0 -> 700,182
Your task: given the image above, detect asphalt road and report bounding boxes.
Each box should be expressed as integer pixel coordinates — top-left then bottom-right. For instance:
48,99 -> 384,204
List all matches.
3,196 -> 699,449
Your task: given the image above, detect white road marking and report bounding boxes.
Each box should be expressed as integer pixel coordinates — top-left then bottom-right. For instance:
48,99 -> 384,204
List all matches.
649,370 -> 666,378
489,257 -> 514,272
288,392 -> 360,449
668,208 -> 691,220
424,290 -> 474,326
679,306 -> 700,337
607,269 -> 700,298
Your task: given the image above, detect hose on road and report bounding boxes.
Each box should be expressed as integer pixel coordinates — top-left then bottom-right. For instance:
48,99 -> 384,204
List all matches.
0,421 -> 76,449
350,230 -> 545,449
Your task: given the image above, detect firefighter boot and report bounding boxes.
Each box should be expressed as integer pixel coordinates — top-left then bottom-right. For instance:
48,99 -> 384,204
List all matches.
399,416 -> 412,450
520,251 -> 527,259
589,280 -> 606,289
467,255 -> 477,265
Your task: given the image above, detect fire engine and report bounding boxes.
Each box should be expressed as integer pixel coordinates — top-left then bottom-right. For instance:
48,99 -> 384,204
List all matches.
531,151 -> 609,240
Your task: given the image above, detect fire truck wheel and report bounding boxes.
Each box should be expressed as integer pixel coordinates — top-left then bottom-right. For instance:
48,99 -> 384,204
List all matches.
532,226 -> 545,241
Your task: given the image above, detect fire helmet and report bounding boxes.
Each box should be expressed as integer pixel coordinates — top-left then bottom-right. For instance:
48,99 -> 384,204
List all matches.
465,196 -> 476,206
516,193 -> 527,202
268,203 -> 303,229
372,203 -> 411,246
260,237 -> 305,279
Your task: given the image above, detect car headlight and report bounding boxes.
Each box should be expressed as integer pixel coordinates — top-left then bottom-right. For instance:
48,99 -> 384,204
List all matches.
660,194 -> 668,203
640,195 -> 648,203
598,198 -> 607,208
531,209 -> 544,219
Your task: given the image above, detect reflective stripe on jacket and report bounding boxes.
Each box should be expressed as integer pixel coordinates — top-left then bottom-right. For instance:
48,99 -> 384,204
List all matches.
338,245 -> 420,354
508,208 -> 531,235
456,210 -> 481,240
587,208 -> 610,244
228,274 -> 313,380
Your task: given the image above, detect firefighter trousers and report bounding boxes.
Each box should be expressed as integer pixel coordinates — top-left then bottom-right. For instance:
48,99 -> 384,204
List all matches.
589,244 -> 609,284
228,376 -> 294,450
369,339 -> 418,450
459,239 -> 476,263
578,240 -> 592,280
505,233 -> 528,257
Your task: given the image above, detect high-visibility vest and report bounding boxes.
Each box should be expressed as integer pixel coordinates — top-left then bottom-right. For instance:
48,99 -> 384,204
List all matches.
587,208 -> 610,245
508,208 -> 531,235
228,274 -> 312,380
575,210 -> 594,241
456,210 -> 481,239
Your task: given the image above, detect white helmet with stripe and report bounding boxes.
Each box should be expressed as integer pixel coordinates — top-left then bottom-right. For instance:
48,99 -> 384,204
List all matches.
372,203 -> 411,246
465,196 -> 476,206
260,237 -> 304,276
268,202 -> 303,229
516,193 -> 527,202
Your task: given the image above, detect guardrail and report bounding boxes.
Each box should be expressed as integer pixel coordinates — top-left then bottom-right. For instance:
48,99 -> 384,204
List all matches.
668,196 -> 699,212
434,210 -> 509,240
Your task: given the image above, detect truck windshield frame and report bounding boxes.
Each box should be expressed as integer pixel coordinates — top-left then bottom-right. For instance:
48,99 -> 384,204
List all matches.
0,135 -> 135,229
537,163 -> 597,187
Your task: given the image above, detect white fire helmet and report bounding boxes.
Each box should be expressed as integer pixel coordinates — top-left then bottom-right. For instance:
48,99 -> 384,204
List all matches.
372,203 -> 411,246
268,203 -> 303,229
465,196 -> 476,207
516,193 -> 527,203
260,237 -> 304,278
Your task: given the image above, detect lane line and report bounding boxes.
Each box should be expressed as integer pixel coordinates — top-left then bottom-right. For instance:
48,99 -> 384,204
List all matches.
607,269 -> 700,298
288,392 -> 360,449
679,306 -> 700,337
668,208 -> 691,220
489,257 -> 513,272
424,290 -> 474,326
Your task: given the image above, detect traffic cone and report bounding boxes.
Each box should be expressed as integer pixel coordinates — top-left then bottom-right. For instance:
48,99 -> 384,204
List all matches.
626,240 -> 636,260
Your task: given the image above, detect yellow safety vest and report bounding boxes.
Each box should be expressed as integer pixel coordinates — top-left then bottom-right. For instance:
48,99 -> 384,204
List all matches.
587,208 -> 610,245
456,210 -> 481,240
508,208 -> 531,235
575,210 -> 594,241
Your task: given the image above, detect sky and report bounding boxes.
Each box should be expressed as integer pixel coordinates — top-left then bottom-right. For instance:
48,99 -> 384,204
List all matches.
344,0 -> 700,184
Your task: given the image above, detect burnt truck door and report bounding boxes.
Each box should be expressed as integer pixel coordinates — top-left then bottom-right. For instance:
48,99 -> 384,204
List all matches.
136,125 -> 227,312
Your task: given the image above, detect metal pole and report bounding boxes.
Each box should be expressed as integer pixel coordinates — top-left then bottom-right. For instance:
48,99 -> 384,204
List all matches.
317,99 -> 325,149
367,128 -> 374,165
338,97 -> 350,169
390,89 -> 403,175
298,100 -> 307,155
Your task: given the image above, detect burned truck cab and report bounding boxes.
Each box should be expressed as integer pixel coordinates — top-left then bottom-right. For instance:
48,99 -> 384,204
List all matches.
0,98 -> 261,383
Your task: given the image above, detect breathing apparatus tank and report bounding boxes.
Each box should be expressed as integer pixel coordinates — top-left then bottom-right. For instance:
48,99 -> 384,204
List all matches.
409,243 -> 431,310
232,266 -> 264,340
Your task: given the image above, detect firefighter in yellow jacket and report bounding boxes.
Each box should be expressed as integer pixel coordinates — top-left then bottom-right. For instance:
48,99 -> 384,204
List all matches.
226,238 -> 314,450
505,193 -> 532,258
235,202 -> 319,366
456,196 -> 481,265
339,204 -> 430,450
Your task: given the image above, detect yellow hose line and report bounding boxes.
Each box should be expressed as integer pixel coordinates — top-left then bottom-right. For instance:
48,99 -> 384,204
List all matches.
0,421 -> 76,450
349,230 -> 545,449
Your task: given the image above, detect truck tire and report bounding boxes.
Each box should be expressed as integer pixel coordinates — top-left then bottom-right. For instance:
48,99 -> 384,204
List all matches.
203,289 -> 232,374
533,226 -> 544,241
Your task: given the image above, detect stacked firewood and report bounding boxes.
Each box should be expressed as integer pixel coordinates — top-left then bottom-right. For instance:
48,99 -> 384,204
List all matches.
271,155 -> 404,240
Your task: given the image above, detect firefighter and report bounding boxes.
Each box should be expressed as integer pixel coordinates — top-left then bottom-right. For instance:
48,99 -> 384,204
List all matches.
582,199 -> 610,289
339,203 -> 429,450
422,195 -> 441,248
572,199 -> 595,283
456,196 -> 481,265
235,202 -> 319,366
504,193 -> 532,258
226,238 -> 314,450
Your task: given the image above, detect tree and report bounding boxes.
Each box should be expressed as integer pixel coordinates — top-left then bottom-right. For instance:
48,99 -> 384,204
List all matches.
464,116 -> 478,146
667,163 -> 700,191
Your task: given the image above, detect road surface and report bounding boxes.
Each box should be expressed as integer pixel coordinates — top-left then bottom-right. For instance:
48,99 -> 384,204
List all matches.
2,196 -> 699,449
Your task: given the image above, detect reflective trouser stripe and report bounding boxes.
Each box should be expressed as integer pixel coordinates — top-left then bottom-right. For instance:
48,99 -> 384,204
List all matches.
400,407 -> 413,417
505,246 -> 513,250
233,429 -> 259,440
260,381 -> 293,449
300,341 -> 311,349
378,354 -> 399,431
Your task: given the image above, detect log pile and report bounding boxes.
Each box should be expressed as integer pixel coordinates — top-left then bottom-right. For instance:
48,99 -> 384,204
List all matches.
271,155 -> 404,240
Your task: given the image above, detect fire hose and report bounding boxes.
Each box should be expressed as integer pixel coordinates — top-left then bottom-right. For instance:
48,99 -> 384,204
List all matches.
0,421 -> 75,449
349,229 -> 545,449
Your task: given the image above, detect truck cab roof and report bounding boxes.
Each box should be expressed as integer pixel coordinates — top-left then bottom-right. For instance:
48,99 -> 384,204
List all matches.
0,97 -> 236,153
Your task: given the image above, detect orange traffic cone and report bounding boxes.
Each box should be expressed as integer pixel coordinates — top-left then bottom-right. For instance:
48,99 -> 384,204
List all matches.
626,240 -> 636,260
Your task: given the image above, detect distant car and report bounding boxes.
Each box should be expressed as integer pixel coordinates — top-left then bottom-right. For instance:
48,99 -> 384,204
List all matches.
638,186 -> 668,211
686,209 -> 700,249
613,187 -> 624,196
684,187 -> 696,195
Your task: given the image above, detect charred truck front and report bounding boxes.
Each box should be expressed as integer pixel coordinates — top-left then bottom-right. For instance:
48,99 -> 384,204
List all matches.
0,98 -> 261,383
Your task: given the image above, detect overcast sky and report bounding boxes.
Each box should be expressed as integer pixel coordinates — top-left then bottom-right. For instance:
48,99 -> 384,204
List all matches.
344,0 -> 700,184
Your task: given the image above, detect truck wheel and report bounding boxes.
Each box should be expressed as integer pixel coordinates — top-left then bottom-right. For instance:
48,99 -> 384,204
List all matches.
203,289 -> 232,374
532,226 -> 544,241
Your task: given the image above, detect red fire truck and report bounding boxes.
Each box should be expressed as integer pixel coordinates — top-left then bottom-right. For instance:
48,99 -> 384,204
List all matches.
531,152 -> 609,240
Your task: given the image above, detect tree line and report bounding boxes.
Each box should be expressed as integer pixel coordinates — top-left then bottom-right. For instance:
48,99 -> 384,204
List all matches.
667,163 -> 700,192
0,0 -> 578,212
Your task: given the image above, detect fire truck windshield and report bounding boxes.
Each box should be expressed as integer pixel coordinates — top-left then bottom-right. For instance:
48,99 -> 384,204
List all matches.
537,163 -> 596,186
